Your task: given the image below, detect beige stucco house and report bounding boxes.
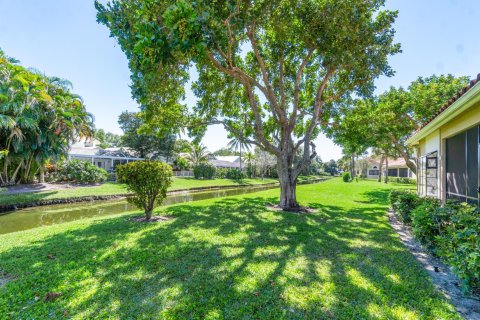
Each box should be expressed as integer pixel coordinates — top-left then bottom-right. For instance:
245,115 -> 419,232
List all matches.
407,74 -> 480,204
365,158 -> 416,180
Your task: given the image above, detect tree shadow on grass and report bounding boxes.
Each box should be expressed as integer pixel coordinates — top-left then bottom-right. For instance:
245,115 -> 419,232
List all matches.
0,193 -> 459,319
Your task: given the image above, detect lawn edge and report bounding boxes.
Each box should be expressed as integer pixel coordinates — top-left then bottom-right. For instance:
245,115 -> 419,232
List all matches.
0,177 -> 329,211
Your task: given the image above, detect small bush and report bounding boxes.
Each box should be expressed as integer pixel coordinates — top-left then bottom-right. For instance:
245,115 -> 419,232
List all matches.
342,172 -> 351,182
225,168 -> 245,180
173,157 -> 190,170
56,159 -> 108,183
410,197 -> 443,248
215,168 -> 228,179
193,163 -> 216,180
394,194 -> 480,291
389,189 -> 419,223
437,202 -> 480,290
116,161 -> 173,220
394,177 -> 416,185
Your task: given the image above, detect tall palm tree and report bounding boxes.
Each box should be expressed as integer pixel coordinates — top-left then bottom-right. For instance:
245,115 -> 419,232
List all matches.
243,152 -> 256,177
185,143 -> 210,167
227,136 -> 251,170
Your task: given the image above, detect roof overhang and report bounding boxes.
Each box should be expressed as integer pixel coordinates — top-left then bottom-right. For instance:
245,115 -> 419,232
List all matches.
407,82 -> 480,146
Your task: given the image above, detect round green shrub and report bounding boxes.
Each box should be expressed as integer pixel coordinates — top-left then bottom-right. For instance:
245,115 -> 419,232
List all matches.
193,163 -> 216,180
389,189 -> 419,224
116,160 -> 173,219
56,159 -> 108,183
342,172 -> 351,182
225,168 -> 245,180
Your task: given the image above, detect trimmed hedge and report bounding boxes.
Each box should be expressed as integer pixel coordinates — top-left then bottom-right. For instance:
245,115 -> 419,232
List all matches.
390,189 -> 480,291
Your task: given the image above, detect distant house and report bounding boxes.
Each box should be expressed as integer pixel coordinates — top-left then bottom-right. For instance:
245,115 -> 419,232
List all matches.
68,140 -> 144,171
407,74 -> 480,204
365,157 -> 416,180
209,156 -> 241,169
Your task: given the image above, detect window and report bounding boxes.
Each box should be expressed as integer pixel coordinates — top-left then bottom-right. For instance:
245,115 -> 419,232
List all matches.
388,168 -> 398,177
368,170 -> 379,176
399,168 -> 408,177
98,162 -> 102,168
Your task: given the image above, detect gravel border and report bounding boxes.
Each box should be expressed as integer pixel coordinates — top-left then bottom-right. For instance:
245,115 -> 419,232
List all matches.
387,210 -> 480,319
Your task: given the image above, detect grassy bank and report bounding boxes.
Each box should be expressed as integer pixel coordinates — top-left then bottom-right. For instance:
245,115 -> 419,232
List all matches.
0,177 -> 278,207
0,179 -> 460,319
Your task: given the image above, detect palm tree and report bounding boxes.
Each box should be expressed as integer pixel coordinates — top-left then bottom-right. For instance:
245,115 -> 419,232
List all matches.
0,51 -> 94,185
243,152 -> 256,177
185,143 -> 210,167
227,136 -> 251,171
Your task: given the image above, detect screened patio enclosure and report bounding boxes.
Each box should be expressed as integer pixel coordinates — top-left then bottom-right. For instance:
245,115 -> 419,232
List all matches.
445,125 -> 479,205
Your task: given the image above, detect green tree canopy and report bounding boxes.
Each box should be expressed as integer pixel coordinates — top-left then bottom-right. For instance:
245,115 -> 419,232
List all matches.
118,111 -> 176,160
95,129 -> 123,148
333,74 -> 470,173
96,0 -> 400,210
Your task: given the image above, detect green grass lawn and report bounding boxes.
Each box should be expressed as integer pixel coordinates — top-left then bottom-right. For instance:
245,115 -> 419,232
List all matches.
0,177 -> 279,207
0,179 -> 460,319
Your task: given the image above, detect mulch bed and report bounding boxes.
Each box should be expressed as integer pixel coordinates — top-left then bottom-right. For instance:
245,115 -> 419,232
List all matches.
129,215 -> 175,223
266,205 -> 318,214
387,210 -> 480,319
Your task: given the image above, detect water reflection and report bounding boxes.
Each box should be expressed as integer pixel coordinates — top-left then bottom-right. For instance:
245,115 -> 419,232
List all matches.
0,184 -> 279,235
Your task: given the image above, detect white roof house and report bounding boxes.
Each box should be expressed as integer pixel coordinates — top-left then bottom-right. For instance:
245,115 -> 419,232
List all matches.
68,139 -> 143,171
209,156 -> 241,169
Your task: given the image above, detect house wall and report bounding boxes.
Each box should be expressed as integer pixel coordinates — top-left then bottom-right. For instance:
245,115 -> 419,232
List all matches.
417,99 -> 480,201
365,163 -> 416,180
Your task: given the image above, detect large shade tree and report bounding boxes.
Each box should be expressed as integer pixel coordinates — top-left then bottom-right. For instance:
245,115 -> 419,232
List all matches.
96,0 -> 400,210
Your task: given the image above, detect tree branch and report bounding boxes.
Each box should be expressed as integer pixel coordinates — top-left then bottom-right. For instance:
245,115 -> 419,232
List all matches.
289,48 -> 315,129
246,22 -> 284,123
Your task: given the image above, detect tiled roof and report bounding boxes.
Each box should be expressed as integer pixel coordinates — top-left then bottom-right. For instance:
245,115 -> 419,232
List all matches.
367,157 -> 410,168
419,73 -> 480,130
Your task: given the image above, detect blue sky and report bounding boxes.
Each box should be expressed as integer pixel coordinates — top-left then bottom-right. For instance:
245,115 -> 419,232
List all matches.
0,0 -> 479,160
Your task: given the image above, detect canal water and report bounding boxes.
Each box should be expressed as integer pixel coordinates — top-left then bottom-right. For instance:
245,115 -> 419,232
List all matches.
0,184 -> 282,235
0,179 -> 329,235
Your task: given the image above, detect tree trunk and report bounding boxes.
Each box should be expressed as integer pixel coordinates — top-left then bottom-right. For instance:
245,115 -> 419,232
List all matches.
378,156 -> 384,182
239,144 -> 242,170
351,155 -> 356,178
404,158 -> 417,175
39,166 -> 45,183
145,210 -> 152,220
277,158 -> 300,211
384,157 -> 389,184
279,172 -> 299,210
